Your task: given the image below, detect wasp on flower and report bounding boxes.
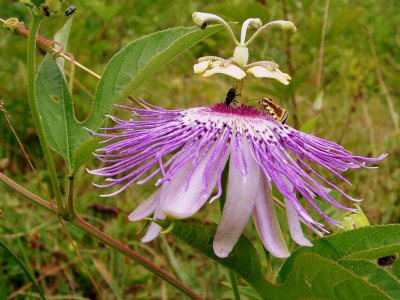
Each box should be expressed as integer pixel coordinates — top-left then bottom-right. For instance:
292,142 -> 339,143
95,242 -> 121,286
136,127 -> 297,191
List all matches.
88,12 -> 386,259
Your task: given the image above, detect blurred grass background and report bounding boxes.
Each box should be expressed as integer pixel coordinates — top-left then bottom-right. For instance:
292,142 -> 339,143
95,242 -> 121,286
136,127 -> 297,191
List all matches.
0,0 -> 399,298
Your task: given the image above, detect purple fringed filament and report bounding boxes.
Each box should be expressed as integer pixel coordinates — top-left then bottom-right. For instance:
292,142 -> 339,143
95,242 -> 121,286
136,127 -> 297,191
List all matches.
88,103 -> 386,258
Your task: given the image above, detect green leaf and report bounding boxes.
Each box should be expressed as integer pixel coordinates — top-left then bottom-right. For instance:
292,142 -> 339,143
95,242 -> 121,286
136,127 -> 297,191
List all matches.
36,25 -> 221,169
156,220 -> 271,297
278,225 -> 400,283
157,221 -> 397,299
85,25 -> 222,131
339,259 -> 400,300
36,55 -> 91,169
54,16 -> 74,72
269,253 -> 391,299
72,137 -> 101,169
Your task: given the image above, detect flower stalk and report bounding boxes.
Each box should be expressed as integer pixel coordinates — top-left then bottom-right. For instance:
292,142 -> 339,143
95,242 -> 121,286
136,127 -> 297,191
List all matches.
26,11 -> 66,217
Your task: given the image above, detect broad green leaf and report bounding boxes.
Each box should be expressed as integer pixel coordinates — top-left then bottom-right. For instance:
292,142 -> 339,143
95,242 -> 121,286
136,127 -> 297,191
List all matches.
269,253 -> 391,299
36,55 -> 91,169
392,258 -> 400,279
156,220 -> 271,297
278,225 -> 400,283
36,25 -> 221,169
85,25 -> 222,130
339,259 -> 400,300
156,221 -> 396,299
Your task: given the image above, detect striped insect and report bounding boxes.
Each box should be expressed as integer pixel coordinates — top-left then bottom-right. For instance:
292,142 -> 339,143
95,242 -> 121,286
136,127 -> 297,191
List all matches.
258,97 -> 288,124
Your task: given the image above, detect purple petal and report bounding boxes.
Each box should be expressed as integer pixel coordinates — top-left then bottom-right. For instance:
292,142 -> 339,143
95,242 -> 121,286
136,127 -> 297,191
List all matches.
213,139 -> 260,258
253,179 -> 290,258
285,198 -> 313,247
160,143 -> 230,219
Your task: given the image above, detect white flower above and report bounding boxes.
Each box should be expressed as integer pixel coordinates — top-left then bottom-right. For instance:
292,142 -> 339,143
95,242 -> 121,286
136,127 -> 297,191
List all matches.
191,12 -> 296,85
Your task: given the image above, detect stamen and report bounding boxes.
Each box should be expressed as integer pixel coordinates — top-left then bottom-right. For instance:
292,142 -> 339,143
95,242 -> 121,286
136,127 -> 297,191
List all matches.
192,12 -> 239,45
244,20 -> 296,46
240,18 -> 262,45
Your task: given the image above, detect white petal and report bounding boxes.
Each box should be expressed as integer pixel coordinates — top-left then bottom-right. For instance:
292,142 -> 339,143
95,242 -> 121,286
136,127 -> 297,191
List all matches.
193,60 -> 210,73
141,208 -> 165,243
204,64 -> 246,80
282,177 -> 313,247
285,198 -> 313,247
213,139 -> 260,258
253,180 -> 290,258
247,66 -> 291,85
160,145 -> 229,219
128,190 -> 160,221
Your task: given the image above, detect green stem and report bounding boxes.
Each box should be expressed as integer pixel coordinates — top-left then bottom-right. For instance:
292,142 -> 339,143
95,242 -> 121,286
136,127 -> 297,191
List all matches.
0,172 -> 203,300
229,271 -> 241,300
26,12 -> 66,216
219,163 -> 241,300
66,173 -> 76,219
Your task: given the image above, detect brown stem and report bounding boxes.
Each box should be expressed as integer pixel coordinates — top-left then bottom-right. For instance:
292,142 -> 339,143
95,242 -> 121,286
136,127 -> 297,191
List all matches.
0,172 -> 203,300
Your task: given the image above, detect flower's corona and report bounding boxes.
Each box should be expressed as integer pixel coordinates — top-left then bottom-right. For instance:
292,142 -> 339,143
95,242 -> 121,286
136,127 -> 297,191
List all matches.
88,102 -> 386,258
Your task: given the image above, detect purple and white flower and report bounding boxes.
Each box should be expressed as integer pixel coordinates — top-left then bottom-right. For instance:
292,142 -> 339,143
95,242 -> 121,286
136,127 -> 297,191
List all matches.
88,102 -> 386,258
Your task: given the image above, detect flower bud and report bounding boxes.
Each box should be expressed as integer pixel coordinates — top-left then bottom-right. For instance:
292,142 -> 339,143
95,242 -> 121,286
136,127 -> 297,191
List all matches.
280,21 -> 297,33
338,204 -> 370,231
41,0 -> 61,17
248,18 -> 262,29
